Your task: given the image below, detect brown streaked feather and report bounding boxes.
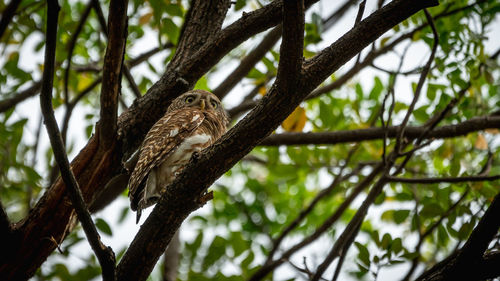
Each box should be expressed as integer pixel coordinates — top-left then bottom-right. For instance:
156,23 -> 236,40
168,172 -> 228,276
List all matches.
128,109 -> 205,210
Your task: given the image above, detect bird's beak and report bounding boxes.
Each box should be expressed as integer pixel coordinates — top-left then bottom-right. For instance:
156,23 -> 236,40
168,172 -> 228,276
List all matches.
200,99 -> 205,110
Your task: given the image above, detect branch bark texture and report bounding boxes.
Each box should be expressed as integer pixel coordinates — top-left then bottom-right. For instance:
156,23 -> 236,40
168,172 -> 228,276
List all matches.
98,0 -> 128,149
260,116 -> 500,146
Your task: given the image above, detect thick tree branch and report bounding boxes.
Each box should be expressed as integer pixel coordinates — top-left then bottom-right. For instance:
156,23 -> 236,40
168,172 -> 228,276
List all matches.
0,0 -> 21,39
417,190 -> 500,281
388,175 -> 500,184
260,116 -> 500,146
171,0 -> 231,67
98,0 -> 128,149
0,81 -> 42,113
228,0 -> 440,117
38,1 -> 116,280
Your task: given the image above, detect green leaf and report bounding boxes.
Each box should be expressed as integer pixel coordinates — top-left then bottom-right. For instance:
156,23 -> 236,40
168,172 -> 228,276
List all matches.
420,202 -> 444,218
355,242 -> 370,267
165,4 -> 183,17
369,77 -> 384,100
235,0 -> 246,11
230,232 -> 247,257
392,238 -> 403,253
95,218 -> 112,236
381,233 -> 392,249
162,18 -> 179,44
202,235 -> 226,270
393,209 -> 410,224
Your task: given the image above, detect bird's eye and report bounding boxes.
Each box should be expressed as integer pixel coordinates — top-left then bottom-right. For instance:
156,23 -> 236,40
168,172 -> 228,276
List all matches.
185,96 -> 195,103
210,100 -> 218,109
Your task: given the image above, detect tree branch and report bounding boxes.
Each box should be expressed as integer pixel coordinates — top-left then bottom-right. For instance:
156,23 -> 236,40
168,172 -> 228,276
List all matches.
98,0 -> 128,149
417,190 -> 500,281
213,25 -> 282,99
388,175 -> 500,184
38,1 -> 115,280
395,9 -> 438,153
0,81 -> 42,113
301,0 -> 438,95
0,0 -> 21,39
251,163 -> 385,281
63,1 -> 93,105
260,116 -> 500,146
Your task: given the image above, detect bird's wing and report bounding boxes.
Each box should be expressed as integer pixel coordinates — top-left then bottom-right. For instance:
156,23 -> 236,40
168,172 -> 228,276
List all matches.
128,109 -> 205,211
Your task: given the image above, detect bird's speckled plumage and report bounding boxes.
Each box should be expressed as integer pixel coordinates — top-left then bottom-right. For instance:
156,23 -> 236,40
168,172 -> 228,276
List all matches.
128,90 -> 228,221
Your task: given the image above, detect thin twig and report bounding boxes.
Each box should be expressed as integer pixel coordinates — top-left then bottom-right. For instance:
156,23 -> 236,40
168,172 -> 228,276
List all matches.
0,81 -> 42,113
213,25 -> 282,99
63,1 -> 93,104
395,9 -> 438,154
353,0 -> 366,65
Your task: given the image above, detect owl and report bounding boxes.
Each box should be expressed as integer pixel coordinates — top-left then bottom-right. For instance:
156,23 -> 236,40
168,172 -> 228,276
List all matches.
128,90 -> 229,222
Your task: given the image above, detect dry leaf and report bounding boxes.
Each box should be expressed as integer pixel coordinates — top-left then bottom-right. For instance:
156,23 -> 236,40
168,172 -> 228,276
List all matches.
258,86 -> 267,96
139,12 -> 154,25
474,134 -> 488,150
282,106 -> 307,132
485,128 -> 499,135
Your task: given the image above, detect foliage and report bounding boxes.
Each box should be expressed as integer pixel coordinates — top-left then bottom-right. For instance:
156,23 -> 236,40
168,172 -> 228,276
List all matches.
1,0 -> 499,280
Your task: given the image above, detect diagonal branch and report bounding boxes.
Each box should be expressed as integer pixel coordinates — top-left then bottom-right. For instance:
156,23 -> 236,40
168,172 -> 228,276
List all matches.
417,189 -> 500,281
38,1 -> 116,280
63,1 -> 93,105
395,9 -> 438,153
0,0 -> 21,39
213,25 -> 282,99
0,81 -> 42,113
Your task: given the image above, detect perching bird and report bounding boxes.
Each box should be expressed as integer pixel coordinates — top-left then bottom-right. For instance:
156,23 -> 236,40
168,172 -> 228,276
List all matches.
128,90 -> 228,222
